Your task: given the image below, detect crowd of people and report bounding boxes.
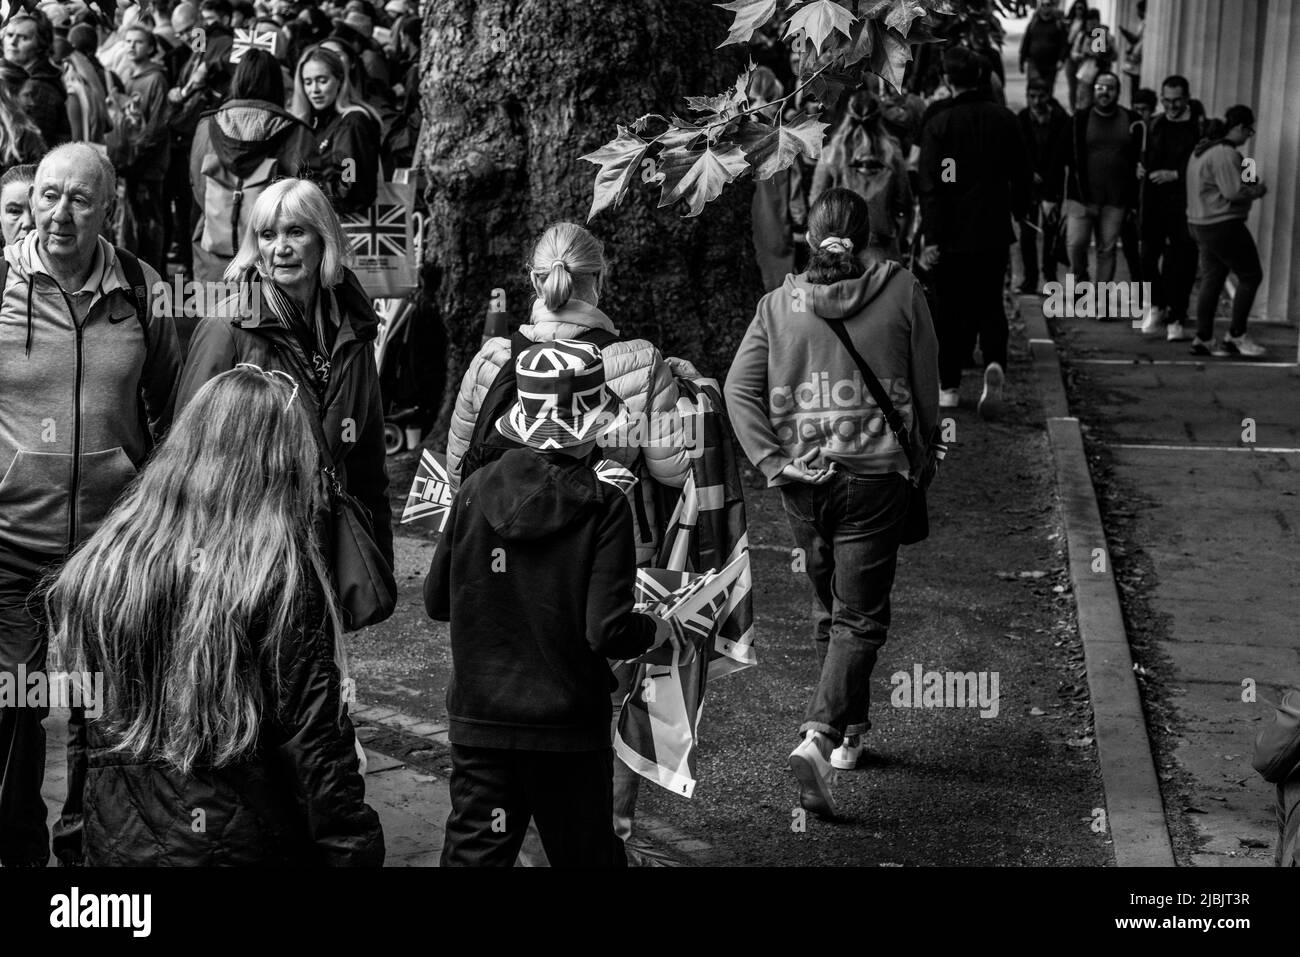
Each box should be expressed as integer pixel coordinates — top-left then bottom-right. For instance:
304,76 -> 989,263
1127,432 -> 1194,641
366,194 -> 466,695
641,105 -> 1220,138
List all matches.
0,0 -> 1274,869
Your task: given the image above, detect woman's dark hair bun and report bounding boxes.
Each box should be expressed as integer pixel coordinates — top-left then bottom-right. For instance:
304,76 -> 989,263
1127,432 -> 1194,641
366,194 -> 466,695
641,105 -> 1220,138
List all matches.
805,187 -> 872,285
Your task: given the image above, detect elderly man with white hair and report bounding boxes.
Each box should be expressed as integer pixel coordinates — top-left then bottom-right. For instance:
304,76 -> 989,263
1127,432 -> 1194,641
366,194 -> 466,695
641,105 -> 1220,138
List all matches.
0,142 -> 181,867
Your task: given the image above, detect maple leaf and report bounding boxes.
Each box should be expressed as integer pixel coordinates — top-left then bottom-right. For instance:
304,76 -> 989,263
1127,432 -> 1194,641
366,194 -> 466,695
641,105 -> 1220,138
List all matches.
857,0 -> 893,17
784,0 -> 855,55
808,70 -> 857,110
838,16 -> 874,67
884,0 -> 926,35
741,113 -> 829,180
868,23 -> 912,93
579,126 -> 651,221
657,144 -> 750,217
715,0 -> 779,48
659,117 -> 707,151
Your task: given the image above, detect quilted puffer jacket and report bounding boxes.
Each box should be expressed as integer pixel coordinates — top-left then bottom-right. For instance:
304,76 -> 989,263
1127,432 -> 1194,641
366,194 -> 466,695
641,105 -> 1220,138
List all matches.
81,582 -> 384,867
447,299 -> 693,493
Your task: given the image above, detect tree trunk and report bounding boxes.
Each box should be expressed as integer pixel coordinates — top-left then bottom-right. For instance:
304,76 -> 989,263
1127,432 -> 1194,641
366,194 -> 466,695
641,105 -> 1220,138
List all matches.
420,0 -> 762,445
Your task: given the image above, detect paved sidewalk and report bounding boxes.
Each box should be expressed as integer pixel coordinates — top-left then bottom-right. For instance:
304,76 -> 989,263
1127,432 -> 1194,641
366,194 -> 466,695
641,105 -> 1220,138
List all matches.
1039,305 -> 1298,865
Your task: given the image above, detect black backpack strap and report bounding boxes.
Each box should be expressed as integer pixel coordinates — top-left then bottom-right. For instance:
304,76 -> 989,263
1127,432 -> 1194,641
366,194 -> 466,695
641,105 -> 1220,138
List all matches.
577,326 -> 620,350
468,331 -> 534,448
114,247 -> 151,351
819,267 -> 914,462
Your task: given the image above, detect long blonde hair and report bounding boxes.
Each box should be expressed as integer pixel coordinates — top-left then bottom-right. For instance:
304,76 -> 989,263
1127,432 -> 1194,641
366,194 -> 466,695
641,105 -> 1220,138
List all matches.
290,45 -> 381,126
45,367 -> 343,774
0,83 -> 41,167
529,222 -> 606,312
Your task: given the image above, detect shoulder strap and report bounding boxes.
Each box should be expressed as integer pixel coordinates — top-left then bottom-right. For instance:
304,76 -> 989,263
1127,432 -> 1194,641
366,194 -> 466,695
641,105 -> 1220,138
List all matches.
577,326 -> 620,350
0,259 -> 8,292
114,247 -> 151,350
468,331 -> 534,449
819,268 -> 914,461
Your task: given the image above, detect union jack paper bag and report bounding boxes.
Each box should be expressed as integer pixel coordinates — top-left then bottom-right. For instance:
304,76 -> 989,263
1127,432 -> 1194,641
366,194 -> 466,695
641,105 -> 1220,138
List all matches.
340,170 -> 418,299
400,450 -> 452,533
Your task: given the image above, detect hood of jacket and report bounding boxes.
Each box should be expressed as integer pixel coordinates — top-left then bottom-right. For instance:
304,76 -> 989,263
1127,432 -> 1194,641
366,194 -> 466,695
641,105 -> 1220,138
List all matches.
518,298 -> 619,341
22,57 -> 62,83
474,448 -> 603,542
126,59 -> 167,83
801,259 -> 902,320
207,99 -> 311,177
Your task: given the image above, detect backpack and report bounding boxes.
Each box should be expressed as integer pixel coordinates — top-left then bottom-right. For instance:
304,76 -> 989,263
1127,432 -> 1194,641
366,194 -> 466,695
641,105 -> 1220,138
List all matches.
460,326 -> 621,484
199,152 -> 278,258
0,247 -> 150,343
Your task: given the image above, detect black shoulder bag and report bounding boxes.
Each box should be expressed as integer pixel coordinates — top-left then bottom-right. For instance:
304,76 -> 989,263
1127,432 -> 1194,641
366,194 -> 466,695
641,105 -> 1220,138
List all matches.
821,286 -> 945,546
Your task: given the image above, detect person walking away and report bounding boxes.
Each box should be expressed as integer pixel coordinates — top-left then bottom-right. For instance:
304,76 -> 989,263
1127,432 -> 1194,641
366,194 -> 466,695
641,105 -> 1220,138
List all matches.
1016,77 -> 1068,294
1139,76 -> 1202,341
1019,0 -> 1069,99
177,177 -> 394,613
45,366 -> 384,866
748,66 -> 806,291
3,10 -> 70,147
1063,1 -> 1088,113
1057,71 -> 1141,290
919,46 -> 1030,418
811,85 -> 910,263
189,48 -> 314,286
0,164 -> 36,246
427,339 -> 688,866
725,188 -> 938,817
291,45 -> 381,215
1186,106 -> 1267,359
107,24 -> 170,272
0,143 -> 181,867
62,25 -> 110,143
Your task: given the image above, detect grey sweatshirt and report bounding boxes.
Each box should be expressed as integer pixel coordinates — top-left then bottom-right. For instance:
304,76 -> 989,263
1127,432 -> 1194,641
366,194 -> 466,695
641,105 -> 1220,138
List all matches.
724,261 -> 939,486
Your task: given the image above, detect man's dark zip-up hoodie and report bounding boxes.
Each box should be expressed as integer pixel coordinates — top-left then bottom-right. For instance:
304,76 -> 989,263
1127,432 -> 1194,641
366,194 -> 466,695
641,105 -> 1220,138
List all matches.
0,233 -> 181,555
425,447 -> 658,751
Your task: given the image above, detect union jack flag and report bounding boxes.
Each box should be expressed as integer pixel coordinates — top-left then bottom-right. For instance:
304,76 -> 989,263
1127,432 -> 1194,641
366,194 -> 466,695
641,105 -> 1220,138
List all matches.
230,28 -> 280,63
341,203 -> 410,259
401,450 -> 451,533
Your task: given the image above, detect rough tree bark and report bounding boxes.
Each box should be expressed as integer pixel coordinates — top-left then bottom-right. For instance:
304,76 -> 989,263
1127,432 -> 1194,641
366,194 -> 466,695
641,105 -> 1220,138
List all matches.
420,0 -> 763,444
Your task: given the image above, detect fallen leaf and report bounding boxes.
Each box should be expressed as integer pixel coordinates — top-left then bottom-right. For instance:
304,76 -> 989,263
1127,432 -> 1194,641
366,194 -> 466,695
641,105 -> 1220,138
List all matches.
1066,736 -> 1094,748
1018,570 -> 1048,579
1183,805 -> 1207,814
1029,707 -> 1046,716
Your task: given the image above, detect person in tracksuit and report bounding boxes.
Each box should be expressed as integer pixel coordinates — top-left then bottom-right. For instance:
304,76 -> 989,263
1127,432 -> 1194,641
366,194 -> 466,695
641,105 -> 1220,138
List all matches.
0,143 -> 180,867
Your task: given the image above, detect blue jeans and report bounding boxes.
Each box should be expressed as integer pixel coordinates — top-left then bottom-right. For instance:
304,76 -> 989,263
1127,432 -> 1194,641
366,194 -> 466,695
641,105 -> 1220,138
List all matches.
1065,200 -> 1126,283
781,471 -> 909,745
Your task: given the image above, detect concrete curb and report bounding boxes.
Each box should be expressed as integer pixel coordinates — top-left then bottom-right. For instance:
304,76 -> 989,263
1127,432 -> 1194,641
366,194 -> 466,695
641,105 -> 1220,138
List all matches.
1022,294 -> 1177,867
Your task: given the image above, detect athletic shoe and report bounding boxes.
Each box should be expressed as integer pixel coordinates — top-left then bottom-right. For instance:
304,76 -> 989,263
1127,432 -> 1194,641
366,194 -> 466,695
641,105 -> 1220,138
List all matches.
978,362 -> 1004,420
1165,321 -> 1190,342
939,388 -> 960,409
788,732 -> 837,819
1189,336 -> 1230,357
1222,332 -> 1266,358
1139,305 -> 1166,335
830,734 -> 866,770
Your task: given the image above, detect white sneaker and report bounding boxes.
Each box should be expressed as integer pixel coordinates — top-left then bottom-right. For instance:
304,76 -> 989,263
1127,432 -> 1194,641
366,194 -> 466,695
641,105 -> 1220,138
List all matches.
788,732 -> 837,818
1165,321 -> 1190,342
978,363 -> 1004,420
1139,305 -> 1167,335
939,388 -> 960,409
830,734 -> 865,770
1222,332 -> 1266,358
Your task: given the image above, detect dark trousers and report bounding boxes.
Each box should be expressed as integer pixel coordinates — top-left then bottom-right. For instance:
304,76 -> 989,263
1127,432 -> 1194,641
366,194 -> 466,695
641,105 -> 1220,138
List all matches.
1191,220 -> 1264,340
441,744 -> 625,867
1142,206 -> 1197,322
934,246 -> 1010,389
1019,204 -> 1058,287
1120,210 -> 1142,284
0,546 -> 59,865
162,136 -> 194,272
781,472 -> 909,743
124,177 -> 167,276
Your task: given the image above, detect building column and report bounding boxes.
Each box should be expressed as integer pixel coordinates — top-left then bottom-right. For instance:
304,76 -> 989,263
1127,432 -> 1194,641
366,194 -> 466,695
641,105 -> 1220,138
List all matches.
1141,0 -> 1264,112
1250,1 -> 1300,332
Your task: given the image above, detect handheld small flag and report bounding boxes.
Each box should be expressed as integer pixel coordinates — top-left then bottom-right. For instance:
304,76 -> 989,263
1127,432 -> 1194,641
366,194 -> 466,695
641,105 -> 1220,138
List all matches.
401,450 -> 452,533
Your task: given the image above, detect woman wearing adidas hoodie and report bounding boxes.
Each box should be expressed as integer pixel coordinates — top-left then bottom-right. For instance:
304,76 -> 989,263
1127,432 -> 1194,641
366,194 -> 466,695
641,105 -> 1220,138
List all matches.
725,187 -> 938,820
447,222 -> 695,562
